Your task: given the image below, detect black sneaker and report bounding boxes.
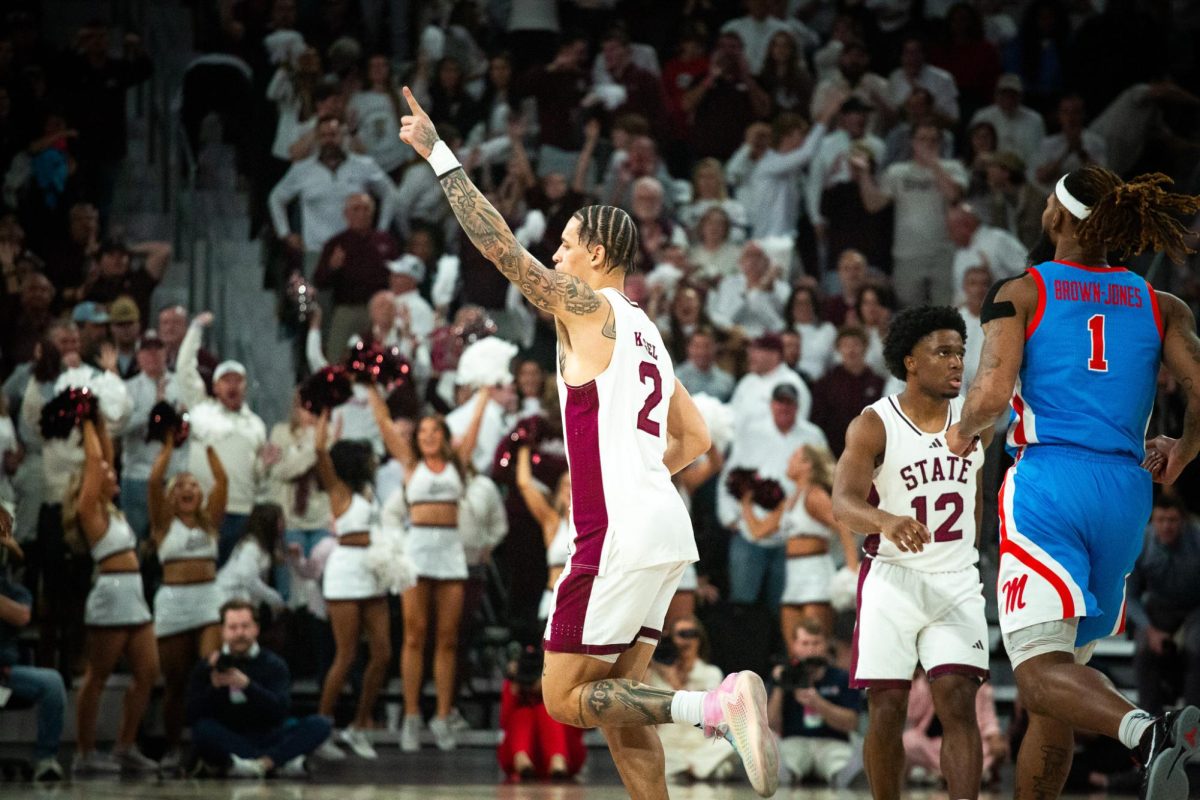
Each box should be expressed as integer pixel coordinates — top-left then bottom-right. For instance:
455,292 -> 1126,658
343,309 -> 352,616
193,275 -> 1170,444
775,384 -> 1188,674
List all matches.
1137,706 -> 1200,800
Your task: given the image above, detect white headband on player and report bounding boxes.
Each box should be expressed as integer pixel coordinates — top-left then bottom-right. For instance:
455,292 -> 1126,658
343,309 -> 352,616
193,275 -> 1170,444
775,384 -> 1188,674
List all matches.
1055,175 -> 1092,220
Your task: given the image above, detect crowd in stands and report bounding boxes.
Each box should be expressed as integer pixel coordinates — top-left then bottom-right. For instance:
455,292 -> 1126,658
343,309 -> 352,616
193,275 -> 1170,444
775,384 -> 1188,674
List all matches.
0,0 -> 1199,788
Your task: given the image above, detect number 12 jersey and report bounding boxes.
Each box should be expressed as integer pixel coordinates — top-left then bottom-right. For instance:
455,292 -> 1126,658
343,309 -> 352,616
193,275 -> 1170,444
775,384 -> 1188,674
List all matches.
866,395 -> 982,572
556,287 -> 698,578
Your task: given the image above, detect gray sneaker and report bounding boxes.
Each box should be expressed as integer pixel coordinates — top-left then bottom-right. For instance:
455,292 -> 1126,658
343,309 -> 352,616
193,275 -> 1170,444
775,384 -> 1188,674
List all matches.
400,715 -> 422,753
72,751 -> 121,775
313,737 -> 346,761
228,754 -> 267,779
275,756 -> 309,779
429,716 -> 457,751
33,757 -> 64,782
446,707 -> 470,732
114,745 -> 159,773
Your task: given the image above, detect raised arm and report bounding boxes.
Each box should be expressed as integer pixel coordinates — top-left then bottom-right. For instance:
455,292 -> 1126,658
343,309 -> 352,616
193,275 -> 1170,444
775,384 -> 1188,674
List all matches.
454,387 -> 490,468
515,446 -> 560,540
148,437 -> 175,542
398,86 -> 607,329
78,419 -> 111,542
313,410 -> 352,516
663,379 -> 712,475
832,410 -> 931,552
205,445 -> 229,528
364,384 -> 415,469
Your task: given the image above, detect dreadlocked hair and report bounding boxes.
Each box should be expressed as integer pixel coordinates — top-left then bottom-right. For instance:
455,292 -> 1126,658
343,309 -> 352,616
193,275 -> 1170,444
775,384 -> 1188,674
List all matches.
883,305 -> 967,382
572,205 -> 639,273
1066,166 -> 1200,264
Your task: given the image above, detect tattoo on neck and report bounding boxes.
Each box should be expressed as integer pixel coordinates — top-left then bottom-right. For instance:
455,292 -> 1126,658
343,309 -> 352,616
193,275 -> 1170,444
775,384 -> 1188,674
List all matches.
602,306 -> 616,340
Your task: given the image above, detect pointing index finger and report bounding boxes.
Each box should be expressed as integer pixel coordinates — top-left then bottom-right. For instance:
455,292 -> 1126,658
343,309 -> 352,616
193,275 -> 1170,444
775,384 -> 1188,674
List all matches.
402,85 -> 427,117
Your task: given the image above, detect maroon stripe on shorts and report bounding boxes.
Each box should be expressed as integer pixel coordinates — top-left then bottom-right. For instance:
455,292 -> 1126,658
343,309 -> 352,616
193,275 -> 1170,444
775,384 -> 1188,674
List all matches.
562,381 -> 608,574
636,626 -> 661,642
544,569 -> 596,653
849,557 -> 872,688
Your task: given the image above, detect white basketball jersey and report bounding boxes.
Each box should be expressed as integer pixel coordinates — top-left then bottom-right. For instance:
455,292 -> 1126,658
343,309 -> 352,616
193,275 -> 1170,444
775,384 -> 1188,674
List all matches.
865,394 -> 982,572
555,288 -> 698,577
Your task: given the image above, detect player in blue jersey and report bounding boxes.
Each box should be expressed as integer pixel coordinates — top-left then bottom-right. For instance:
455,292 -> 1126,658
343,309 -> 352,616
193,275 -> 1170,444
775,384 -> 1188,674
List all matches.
945,165 -> 1200,800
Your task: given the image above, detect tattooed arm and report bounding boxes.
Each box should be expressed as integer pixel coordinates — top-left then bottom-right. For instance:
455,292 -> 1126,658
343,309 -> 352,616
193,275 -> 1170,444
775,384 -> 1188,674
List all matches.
398,86 -> 605,325
1145,293 -> 1200,485
947,275 -> 1034,454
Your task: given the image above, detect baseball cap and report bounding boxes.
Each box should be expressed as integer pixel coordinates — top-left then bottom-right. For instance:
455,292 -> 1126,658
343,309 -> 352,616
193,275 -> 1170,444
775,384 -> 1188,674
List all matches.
138,330 -> 164,350
213,360 -> 247,382
840,96 -> 872,115
996,73 -> 1023,93
387,254 -> 426,283
72,301 -> 110,325
109,295 -> 140,324
749,333 -> 784,353
771,383 -> 800,404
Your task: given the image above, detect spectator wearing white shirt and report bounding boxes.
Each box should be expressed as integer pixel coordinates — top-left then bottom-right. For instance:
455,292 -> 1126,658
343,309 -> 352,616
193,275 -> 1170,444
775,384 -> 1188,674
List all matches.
1030,94 -> 1107,192
810,39 -> 891,135
719,383 -> 828,610
724,122 -> 773,206
675,328 -> 735,402
946,202 -> 1027,304
266,46 -> 323,162
678,158 -> 749,241
722,0 -> 802,74
706,242 -> 791,338
887,37 -> 960,126
854,121 -> 968,307
730,333 -> 813,426
687,207 -> 743,286
880,86 -> 956,170
387,255 -> 436,341
786,284 -> 838,380
968,74 -> 1045,168
120,332 -> 184,541
957,264 -> 992,395
446,384 -> 515,477
743,100 -> 840,240
173,313 -> 268,565
268,116 -> 397,265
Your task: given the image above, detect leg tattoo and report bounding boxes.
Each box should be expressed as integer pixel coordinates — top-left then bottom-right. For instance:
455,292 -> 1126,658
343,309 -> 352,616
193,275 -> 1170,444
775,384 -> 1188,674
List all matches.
582,680 -> 674,727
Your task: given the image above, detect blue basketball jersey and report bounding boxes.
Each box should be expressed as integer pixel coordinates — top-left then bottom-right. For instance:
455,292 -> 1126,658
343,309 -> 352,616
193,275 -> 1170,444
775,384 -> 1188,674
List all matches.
1007,260 -> 1162,461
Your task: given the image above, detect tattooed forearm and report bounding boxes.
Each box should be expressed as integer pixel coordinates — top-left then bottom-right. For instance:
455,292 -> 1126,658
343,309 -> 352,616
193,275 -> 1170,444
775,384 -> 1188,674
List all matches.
581,679 -> 675,726
960,347 -> 1006,436
438,169 -> 601,316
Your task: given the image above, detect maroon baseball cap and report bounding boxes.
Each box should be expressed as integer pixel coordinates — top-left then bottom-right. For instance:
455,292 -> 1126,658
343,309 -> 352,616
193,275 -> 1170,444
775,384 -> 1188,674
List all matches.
749,333 -> 784,353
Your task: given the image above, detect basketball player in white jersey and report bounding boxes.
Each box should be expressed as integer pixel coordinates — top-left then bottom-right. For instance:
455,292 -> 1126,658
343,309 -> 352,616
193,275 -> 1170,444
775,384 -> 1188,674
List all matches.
832,306 -> 991,800
400,88 -> 780,799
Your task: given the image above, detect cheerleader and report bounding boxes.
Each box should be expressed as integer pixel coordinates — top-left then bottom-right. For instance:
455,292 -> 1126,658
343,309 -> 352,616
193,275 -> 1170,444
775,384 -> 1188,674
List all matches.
148,436 -> 227,771
514,446 -> 570,623
368,389 -> 466,752
741,444 -> 858,642
312,412 -> 390,760
669,439 -> 725,631
70,419 -> 159,774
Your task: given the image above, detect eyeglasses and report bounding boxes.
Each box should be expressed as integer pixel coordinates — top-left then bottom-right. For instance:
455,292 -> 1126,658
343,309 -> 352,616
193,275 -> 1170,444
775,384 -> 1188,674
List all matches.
674,629 -> 700,640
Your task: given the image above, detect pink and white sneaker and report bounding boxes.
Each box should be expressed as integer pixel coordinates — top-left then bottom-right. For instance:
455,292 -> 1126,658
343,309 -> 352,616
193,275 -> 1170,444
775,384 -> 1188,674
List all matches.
702,671 -> 779,797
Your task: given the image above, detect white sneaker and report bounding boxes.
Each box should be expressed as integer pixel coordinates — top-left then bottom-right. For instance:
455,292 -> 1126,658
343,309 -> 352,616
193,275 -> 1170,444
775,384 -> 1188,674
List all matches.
73,751 -> 121,774
228,754 -> 267,778
446,707 -> 470,732
313,737 -> 347,761
400,715 -> 422,753
33,757 -> 65,782
339,727 -> 378,759
429,716 -> 457,751
114,745 -> 159,773
159,748 -> 181,773
275,756 -> 308,778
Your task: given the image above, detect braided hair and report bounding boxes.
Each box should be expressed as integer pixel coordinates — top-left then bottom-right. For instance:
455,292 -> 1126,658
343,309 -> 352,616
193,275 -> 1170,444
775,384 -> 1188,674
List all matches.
572,205 -> 639,273
1063,166 -> 1200,264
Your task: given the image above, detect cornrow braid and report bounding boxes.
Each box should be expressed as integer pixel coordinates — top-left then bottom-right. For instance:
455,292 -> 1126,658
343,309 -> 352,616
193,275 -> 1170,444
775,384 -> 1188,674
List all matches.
572,205 -> 640,273
1066,166 -> 1200,264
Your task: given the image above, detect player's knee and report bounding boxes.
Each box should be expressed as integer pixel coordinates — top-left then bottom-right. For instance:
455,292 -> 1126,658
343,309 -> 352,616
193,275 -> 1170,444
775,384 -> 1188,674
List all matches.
1013,666 -> 1053,715
543,689 -> 579,727
867,688 -> 909,728
932,679 -> 979,730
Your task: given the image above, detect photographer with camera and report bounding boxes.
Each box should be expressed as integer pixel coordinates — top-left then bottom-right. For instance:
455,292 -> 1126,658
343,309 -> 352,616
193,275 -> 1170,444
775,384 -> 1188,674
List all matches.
185,599 -> 330,778
647,617 -> 739,782
768,618 -> 862,787
497,639 -> 585,781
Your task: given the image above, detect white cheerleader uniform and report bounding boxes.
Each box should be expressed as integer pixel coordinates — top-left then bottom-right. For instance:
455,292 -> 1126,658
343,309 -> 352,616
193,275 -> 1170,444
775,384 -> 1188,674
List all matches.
323,493 -> 386,600
405,462 -> 467,581
538,518 -> 572,620
85,513 -> 152,627
154,519 -> 222,637
779,489 -> 836,606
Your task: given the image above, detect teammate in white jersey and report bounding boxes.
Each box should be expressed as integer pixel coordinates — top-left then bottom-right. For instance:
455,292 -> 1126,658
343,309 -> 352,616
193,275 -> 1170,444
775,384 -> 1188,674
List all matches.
400,88 -> 780,799
832,306 -> 992,800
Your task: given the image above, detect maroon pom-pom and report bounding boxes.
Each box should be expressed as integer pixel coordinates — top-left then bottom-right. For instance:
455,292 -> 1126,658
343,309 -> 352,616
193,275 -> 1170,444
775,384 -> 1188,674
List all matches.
344,341 -> 411,387
725,468 -> 758,500
147,402 -> 190,446
299,365 -> 354,414
39,386 -> 99,440
752,478 -> 786,510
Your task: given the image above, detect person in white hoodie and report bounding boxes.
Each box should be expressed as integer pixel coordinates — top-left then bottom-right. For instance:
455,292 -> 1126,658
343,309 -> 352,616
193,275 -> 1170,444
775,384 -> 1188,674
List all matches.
173,312 -> 267,565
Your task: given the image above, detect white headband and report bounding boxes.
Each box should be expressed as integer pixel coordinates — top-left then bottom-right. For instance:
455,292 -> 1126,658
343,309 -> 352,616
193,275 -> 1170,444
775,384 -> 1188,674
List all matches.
1055,175 -> 1091,220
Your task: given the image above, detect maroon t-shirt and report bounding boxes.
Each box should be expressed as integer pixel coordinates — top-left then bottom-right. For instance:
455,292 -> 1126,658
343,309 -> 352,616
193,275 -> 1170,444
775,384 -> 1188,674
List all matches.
313,228 -> 398,306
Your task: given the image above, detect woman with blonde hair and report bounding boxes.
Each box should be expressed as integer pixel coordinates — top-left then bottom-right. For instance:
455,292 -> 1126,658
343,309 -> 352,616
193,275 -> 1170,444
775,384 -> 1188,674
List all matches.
70,418 -> 159,774
740,443 -> 857,642
368,389 -> 468,752
148,434 -> 228,771
679,158 -> 748,240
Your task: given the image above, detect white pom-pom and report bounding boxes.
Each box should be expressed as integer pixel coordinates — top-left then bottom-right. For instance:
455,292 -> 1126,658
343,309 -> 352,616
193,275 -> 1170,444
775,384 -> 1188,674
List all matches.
692,393 -> 734,453
365,526 -> 418,595
829,565 -> 860,612
455,336 -> 519,388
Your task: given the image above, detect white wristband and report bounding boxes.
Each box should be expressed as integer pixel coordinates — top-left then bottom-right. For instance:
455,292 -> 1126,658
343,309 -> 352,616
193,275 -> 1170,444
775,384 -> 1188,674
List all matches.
427,140 -> 461,178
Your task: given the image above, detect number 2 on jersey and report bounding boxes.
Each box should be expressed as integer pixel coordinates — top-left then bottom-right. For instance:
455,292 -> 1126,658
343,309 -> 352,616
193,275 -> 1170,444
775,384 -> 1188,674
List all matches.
1086,314 -> 1108,372
636,361 -> 663,436
910,493 -> 964,542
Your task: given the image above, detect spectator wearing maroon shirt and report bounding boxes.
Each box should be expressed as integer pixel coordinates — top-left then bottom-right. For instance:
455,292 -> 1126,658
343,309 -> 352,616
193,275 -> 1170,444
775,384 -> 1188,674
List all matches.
684,32 -> 771,162
513,36 -> 590,178
313,193 -> 398,362
83,239 -> 170,326
598,28 -> 669,142
660,25 -> 710,171
821,249 -> 868,328
810,326 -> 884,456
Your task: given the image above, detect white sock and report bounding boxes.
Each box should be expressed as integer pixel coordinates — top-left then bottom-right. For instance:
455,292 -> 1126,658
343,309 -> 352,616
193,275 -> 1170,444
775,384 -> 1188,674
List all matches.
1118,709 -> 1156,749
670,690 -> 707,726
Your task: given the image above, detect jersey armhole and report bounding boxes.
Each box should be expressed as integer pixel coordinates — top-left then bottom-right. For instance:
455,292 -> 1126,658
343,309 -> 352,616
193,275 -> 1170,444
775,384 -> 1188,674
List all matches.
1146,280 -> 1164,340
1025,268 -> 1046,340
